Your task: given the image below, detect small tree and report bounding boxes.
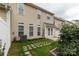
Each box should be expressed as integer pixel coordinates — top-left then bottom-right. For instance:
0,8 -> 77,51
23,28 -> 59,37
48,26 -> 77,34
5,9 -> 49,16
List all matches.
58,24 -> 79,56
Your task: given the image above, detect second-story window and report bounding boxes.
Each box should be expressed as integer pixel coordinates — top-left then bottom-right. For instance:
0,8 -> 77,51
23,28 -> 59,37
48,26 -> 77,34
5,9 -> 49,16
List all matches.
47,16 -> 50,20
37,14 -> 41,19
18,3 -> 24,16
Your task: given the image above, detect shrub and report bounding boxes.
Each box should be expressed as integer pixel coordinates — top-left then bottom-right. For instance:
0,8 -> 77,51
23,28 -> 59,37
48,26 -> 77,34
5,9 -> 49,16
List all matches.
58,24 -> 79,56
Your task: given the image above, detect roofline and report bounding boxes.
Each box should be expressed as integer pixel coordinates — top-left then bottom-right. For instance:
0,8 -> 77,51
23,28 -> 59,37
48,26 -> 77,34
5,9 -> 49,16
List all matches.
72,20 -> 79,22
65,20 -> 74,25
24,3 -> 54,15
54,16 -> 65,22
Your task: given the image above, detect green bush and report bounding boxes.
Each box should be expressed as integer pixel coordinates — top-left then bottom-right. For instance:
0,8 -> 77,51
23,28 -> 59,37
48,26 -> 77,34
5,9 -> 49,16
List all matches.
58,24 -> 79,56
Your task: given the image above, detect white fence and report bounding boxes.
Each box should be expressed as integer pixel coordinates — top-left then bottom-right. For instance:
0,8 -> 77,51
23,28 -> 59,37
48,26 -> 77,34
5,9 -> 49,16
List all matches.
0,18 -> 11,56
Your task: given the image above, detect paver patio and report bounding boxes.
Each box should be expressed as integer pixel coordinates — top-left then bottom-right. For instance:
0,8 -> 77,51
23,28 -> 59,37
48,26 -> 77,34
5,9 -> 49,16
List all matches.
24,51 -> 32,56
23,46 -> 28,51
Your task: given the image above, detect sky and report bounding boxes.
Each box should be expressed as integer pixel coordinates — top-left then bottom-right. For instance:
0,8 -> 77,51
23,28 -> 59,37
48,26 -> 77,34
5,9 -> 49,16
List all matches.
34,3 -> 79,21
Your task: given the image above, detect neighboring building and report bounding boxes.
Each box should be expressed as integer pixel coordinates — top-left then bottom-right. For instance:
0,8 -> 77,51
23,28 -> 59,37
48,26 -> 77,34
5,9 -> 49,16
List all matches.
53,16 -> 65,41
71,20 -> 79,26
0,4 -> 11,56
9,3 -> 55,41
65,20 -> 74,25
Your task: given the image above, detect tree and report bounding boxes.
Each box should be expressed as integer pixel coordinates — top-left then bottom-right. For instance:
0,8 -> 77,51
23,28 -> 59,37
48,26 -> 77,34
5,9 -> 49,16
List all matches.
58,24 -> 79,56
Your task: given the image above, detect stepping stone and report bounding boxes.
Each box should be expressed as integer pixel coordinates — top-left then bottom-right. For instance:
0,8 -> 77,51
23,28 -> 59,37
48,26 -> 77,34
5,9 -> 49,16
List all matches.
39,44 -> 43,47
31,44 -> 36,48
34,43 -> 38,45
23,46 -> 28,51
24,51 -> 31,56
35,44 -> 40,48
27,45 -> 32,50
47,43 -> 51,45
46,43 -> 49,45
33,43 -> 39,47
48,43 -> 51,45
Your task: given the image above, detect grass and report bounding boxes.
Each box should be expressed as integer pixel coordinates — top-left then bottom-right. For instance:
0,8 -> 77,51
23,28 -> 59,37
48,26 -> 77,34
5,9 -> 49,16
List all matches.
8,38 -> 58,56
8,42 -> 23,56
31,42 -> 57,56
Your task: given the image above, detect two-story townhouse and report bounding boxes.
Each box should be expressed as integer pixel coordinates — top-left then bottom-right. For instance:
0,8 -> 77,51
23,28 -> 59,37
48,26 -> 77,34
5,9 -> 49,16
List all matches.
0,3 -> 71,55
9,3 -> 54,41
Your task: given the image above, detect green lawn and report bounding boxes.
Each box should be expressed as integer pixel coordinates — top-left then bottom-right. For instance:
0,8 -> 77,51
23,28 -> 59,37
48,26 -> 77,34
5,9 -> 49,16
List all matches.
31,42 -> 57,56
8,38 -> 58,56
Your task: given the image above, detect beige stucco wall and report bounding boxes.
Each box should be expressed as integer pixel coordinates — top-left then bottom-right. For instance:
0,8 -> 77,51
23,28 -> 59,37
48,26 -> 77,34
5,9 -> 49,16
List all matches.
10,3 -> 54,41
9,4 -> 19,41
24,4 -> 42,39
53,18 -> 64,41
54,19 -> 63,29
24,4 -> 54,40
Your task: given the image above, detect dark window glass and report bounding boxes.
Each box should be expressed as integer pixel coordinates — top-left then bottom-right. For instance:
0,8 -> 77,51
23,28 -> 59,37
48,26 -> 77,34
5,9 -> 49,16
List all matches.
37,27 -> 41,36
18,32 -> 24,36
51,28 -> 53,35
29,26 -> 33,36
18,25 -> 24,36
47,16 -> 50,20
48,28 -> 50,35
37,14 -> 41,19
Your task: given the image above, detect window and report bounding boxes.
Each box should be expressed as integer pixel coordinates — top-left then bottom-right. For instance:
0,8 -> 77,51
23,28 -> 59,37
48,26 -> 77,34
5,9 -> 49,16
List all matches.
47,16 -> 50,20
48,28 -> 50,35
37,14 -> 41,19
18,25 -> 24,36
51,28 -> 53,35
29,26 -> 33,36
18,4 -> 24,16
37,27 -> 41,36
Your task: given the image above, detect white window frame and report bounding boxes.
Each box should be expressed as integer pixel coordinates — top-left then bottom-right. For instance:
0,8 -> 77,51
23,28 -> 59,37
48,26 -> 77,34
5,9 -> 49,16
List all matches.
18,3 -> 24,16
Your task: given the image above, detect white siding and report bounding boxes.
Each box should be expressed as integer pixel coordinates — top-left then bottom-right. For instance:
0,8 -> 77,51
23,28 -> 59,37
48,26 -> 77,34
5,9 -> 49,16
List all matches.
0,10 -> 11,56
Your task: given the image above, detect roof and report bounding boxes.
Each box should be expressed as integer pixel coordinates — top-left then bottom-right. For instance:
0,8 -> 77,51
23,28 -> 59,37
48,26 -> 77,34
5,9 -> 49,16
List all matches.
65,20 -> 74,25
24,3 -> 54,15
54,16 -> 65,22
72,20 -> 79,22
